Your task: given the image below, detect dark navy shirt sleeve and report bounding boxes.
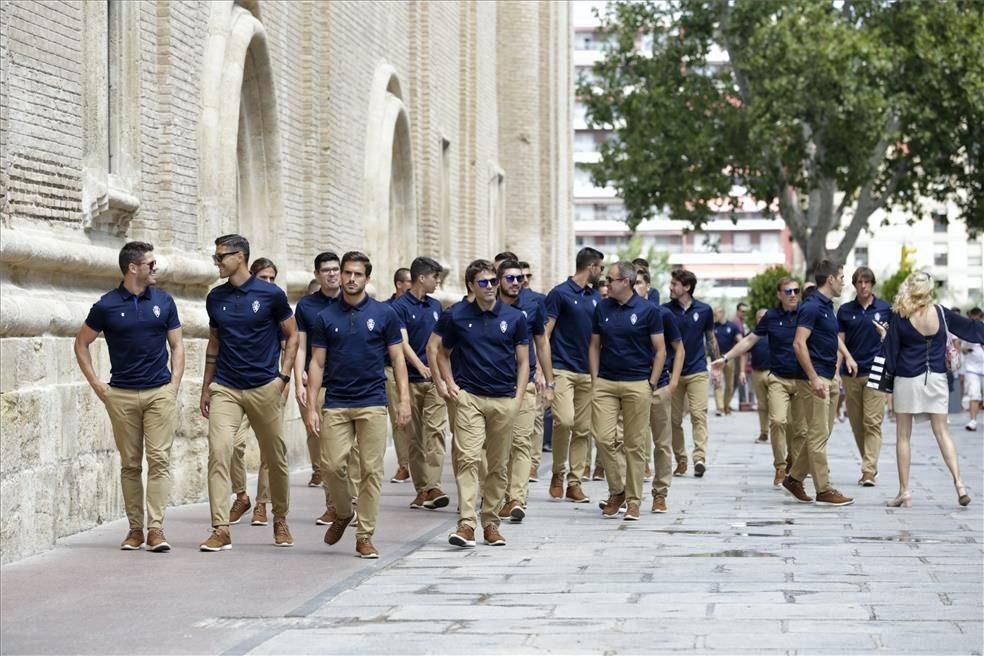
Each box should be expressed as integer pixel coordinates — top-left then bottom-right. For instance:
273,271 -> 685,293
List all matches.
648,305 -> 663,335
383,306 -> 403,346
85,303 -> 106,333
272,288 -> 293,323
166,301 -> 181,331
544,288 -> 561,319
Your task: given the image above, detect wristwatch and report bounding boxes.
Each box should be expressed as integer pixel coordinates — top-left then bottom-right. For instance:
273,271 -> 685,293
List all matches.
278,373 -> 291,384
546,381 -> 556,389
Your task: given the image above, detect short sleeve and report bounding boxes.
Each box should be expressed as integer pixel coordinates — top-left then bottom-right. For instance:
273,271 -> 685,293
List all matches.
84,302 -> 105,333
530,303 -> 546,336
797,302 -> 819,331
513,313 -> 530,346
544,289 -> 561,319
836,306 -> 849,333
166,299 -> 181,331
433,309 -> 451,337
753,313 -> 769,338
294,299 -> 310,333
440,316 -> 458,349
664,313 -> 681,343
309,313 -> 328,349
647,306 -> 663,335
702,308 -> 715,333
273,288 -> 293,323
383,307 -> 403,346
592,304 -> 602,335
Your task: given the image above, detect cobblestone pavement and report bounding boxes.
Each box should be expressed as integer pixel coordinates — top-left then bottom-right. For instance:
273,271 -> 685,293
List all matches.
2,409 -> 982,655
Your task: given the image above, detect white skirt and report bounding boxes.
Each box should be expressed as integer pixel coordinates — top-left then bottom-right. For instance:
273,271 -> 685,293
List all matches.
893,372 -> 949,415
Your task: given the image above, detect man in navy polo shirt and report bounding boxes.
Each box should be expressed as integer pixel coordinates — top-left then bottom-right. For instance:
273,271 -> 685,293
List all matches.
518,260 -> 549,484
632,257 -> 661,305
590,261 -> 666,520
390,256 -> 451,511
792,260 -> 857,506
837,266 -> 892,486
385,266 -> 414,484
76,241 -> 184,552
439,260 -> 529,548
748,308 -> 772,444
663,269 -> 720,478
199,234 -> 299,552
544,247 -> 604,502
305,252 -> 410,559
713,307 -> 740,416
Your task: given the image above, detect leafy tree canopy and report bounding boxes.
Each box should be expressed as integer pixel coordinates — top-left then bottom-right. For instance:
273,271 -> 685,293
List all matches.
580,0 -> 983,274
746,265 -> 799,328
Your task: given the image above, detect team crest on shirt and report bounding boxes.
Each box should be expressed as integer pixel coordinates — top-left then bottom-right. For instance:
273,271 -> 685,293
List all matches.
499,320 -> 508,333
522,310 -> 528,318
251,300 -> 260,314
874,312 -> 881,322
367,318 -> 376,331
433,311 -> 439,321
630,313 -> 638,325
153,305 -> 161,318
593,299 -> 598,307
693,312 -> 700,322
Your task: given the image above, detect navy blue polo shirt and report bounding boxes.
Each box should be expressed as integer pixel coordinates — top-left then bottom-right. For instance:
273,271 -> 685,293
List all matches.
206,275 -> 292,390
545,278 -> 601,374
309,295 -> 403,408
647,288 -> 661,306
750,335 -> 771,371
837,296 -> 892,376
796,291 -> 839,380
512,288 -> 547,382
713,321 -> 739,354
662,298 -> 715,376
85,285 -> 181,389
593,293 -> 664,382
656,305 -> 682,388
440,300 -> 529,397
753,307 -> 803,379
294,289 -> 340,367
390,290 -> 443,384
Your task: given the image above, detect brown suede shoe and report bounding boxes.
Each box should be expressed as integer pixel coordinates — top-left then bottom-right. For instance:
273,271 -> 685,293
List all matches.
120,529 -> 144,551
324,514 -> 354,545
528,465 -> 539,482
859,472 -> 876,487
423,488 -> 450,509
651,495 -> 667,513
644,464 -> 654,481
356,536 -> 379,559
602,492 -> 626,518
623,503 -> 640,521
565,483 -> 590,503
773,467 -> 786,488
229,495 -> 251,524
673,461 -> 688,477
390,464 -> 410,483
316,508 -> 337,526
815,489 -> 855,506
273,517 -> 293,547
549,473 -> 564,499
582,465 -> 590,481
483,524 -> 506,546
449,523 -> 476,548
251,503 -> 268,526
199,527 -> 231,552
410,490 -> 427,509
499,500 -> 517,519
756,433 -> 769,443
592,467 -> 605,481
307,470 -> 322,487
782,476 -> 814,503
146,528 -> 170,552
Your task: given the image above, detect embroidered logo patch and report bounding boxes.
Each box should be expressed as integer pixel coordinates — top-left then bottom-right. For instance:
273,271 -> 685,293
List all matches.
433,311 -> 439,321
367,318 -> 376,331
693,312 -> 700,322
153,305 -> 161,318
499,320 -> 508,333
874,312 -> 881,322
593,299 -> 598,307
630,313 -> 638,325
251,300 -> 260,314
522,310 -> 528,318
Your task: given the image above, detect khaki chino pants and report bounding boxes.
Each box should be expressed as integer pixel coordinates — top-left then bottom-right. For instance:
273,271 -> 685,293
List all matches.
751,370 -> 770,440
713,359 -> 736,413
407,382 -> 449,492
230,414 -> 271,503
506,383 -> 538,505
530,402 -> 545,471
650,385 -> 673,499
207,380 -> 290,527
842,375 -> 884,476
385,367 -> 411,467
671,372 -> 710,464
320,405 -> 388,539
452,391 -> 519,529
551,369 -> 593,487
593,378 -> 651,506
791,378 -> 837,494
766,374 -> 807,471
104,383 -> 177,530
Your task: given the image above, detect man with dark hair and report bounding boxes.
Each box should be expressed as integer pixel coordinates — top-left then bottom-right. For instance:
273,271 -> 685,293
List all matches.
385,265 -> 413,484
632,258 -> 661,305
75,242 -> 184,552
293,251 -> 361,526
792,260 -> 857,506
663,269 -> 720,478
199,234 -> 299,551
544,247 -> 605,502
439,259 -> 529,548
590,262 -> 666,520
518,261 -> 533,289
713,307 -> 740,416
390,256 -> 451,510
837,266 -> 892,485
392,268 -> 412,300
305,251 -> 410,558
494,251 -> 519,268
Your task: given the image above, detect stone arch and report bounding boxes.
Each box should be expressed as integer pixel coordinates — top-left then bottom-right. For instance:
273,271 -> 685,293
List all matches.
199,2 -> 285,269
363,62 -> 417,284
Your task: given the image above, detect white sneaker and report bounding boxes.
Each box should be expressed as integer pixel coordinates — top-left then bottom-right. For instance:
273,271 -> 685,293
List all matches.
966,420 -> 978,432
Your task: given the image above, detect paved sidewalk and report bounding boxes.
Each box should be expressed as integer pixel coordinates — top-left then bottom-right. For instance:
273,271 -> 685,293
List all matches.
2,409 -> 982,654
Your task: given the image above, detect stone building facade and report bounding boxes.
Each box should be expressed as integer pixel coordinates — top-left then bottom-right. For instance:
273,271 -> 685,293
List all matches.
0,0 -> 573,562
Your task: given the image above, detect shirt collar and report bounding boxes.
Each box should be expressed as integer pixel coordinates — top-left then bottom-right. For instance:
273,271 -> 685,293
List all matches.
614,292 -> 641,309
340,295 -> 371,312
230,274 -> 258,294
317,289 -> 341,303
405,289 -> 431,306
117,283 -> 152,301
467,299 -> 501,316
565,277 -> 592,295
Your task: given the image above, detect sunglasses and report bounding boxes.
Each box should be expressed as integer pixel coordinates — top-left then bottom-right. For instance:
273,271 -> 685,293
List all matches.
605,276 -> 626,284
502,274 -> 525,284
212,251 -> 241,264
783,288 -> 801,296
140,260 -> 158,272
476,278 -> 499,288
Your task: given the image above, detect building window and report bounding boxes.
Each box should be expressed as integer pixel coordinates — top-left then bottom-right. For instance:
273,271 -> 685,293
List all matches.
733,232 -> 752,253
968,253 -> 982,268
854,246 -> 868,267
932,212 -> 948,233
934,252 -> 948,266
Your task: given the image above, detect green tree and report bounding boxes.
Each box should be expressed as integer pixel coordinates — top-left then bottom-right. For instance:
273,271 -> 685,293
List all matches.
616,235 -> 673,291
878,266 -> 913,307
580,0 -> 983,275
746,265 -> 798,328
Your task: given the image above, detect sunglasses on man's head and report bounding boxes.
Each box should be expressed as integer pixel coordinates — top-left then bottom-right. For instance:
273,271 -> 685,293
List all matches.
476,278 -> 498,288
502,274 -> 525,284
783,287 -> 801,296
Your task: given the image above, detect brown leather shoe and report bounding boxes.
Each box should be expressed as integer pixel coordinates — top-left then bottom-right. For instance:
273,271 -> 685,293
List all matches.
644,464 -> 654,481
423,488 -> 450,509
307,470 -> 322,487
756,433 -> 769,443
549,473 -> 564,499
673,461 -> 688,477
483,524 -> 506,546
146,528 -> 170,552
251,503 -> 268,526
448,523 -> 476,548
602,492 -> 626,518
120,529 -> 144,551
592,467 -> 605,481
623,503 -> 640,521
410,490 -> 427,509
199,527 -> 231,552
356,536 -> 379,559
499,499 -> 518,519
316,508 -> 337,526
782,476 -> 814,503
773,467 -> 786,488
273,517 -> 294,547
565,483 -> 590,503
390,464 -> 410,483
582,465 -> 590,481
229,495 -> 251,524
324,514 -> 354,545
651,495 -> 667,513
815,489 -> 854,506
529,465 -> 539,482
859,472 -> 876,487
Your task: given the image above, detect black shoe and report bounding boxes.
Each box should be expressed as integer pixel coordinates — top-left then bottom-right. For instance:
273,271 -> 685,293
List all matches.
694,462 -> 706,478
